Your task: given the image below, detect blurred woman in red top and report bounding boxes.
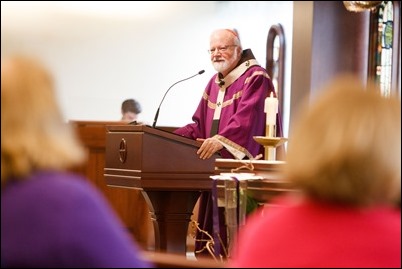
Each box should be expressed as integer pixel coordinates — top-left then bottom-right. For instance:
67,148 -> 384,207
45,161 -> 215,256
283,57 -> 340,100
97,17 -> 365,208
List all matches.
229,75 -> 401,268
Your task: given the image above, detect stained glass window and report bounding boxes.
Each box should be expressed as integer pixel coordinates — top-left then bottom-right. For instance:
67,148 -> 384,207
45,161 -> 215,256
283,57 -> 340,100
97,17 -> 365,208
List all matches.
375,1 -> 394,97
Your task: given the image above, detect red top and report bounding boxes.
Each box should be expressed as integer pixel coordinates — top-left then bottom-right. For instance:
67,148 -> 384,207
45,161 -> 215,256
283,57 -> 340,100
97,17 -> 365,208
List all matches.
229,195 -> 401,268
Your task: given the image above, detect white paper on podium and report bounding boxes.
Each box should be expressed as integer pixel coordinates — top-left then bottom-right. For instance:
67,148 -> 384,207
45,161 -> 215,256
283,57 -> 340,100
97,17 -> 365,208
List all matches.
210,173 -> 263,181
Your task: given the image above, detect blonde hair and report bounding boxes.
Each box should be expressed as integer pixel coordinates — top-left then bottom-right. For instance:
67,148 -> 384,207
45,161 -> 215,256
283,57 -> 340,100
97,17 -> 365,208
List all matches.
1,56 -> 86,186
285,75 -> 401,207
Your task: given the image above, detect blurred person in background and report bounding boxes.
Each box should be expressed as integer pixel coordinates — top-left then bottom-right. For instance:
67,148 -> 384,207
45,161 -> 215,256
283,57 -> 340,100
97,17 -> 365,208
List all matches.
121,98 -> 142,123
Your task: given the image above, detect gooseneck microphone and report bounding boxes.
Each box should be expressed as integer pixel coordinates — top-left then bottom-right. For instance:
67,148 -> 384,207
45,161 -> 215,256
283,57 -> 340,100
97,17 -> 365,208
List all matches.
152,70 -> 205,128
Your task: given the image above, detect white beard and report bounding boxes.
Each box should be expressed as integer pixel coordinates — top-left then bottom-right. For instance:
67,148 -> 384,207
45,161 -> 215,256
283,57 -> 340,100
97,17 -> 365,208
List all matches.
212,61 -> 229,73
212,52 -> 239,74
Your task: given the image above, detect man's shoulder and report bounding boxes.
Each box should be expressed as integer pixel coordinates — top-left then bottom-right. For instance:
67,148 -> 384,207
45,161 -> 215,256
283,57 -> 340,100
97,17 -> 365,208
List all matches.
248,64 -> 267,72
243,65 -> 269,79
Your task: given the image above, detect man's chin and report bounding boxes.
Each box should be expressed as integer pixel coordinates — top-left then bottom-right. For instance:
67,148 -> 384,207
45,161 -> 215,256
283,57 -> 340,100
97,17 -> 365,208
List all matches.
213,64 -> 226,73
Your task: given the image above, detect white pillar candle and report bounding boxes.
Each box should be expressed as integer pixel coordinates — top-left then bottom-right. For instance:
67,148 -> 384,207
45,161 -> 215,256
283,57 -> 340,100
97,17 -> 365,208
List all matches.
264,92 -> 278,125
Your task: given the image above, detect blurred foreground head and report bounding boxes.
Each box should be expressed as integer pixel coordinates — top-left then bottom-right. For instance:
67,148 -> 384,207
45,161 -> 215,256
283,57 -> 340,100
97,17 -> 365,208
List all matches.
1,56 -> 86,185
285,75 -> 401,207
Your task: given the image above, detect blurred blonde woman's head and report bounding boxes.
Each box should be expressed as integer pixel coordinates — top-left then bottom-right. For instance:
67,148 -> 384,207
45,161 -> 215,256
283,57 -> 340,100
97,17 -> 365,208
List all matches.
1,56 -> 86,186
285,75 -> 401,207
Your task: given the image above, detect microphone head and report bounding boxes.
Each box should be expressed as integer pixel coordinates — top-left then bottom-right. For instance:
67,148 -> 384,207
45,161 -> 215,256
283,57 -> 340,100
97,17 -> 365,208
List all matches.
198,70 -> 205,75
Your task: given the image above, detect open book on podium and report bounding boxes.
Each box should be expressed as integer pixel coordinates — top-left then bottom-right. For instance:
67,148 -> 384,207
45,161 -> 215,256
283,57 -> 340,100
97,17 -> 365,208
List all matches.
212,158 -> 295,258
213,158 -> 294,204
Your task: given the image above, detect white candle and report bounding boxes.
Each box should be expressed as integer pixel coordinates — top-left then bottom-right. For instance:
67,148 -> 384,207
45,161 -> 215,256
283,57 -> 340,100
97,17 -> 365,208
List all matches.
264,92 -> 278,125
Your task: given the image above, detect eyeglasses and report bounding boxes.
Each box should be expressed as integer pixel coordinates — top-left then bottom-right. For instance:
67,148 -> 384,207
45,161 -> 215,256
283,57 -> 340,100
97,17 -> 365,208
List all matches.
208,45 -> 237,55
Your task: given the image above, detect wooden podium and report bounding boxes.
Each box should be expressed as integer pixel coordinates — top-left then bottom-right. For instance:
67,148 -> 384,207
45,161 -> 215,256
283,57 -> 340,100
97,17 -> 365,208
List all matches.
104,124 -> 217,255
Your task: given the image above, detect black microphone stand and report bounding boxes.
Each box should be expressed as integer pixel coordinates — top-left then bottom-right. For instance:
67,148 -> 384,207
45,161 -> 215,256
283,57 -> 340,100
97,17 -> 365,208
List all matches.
152,70 -> 205,128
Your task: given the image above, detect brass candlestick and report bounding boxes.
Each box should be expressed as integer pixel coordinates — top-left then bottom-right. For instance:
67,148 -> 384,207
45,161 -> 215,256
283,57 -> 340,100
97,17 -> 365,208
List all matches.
253,124 -> 287,160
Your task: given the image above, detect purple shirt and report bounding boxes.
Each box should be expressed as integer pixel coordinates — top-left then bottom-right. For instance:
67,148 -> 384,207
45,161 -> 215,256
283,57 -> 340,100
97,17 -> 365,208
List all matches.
1,171 -> 152,268
175,64 -> 274,159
